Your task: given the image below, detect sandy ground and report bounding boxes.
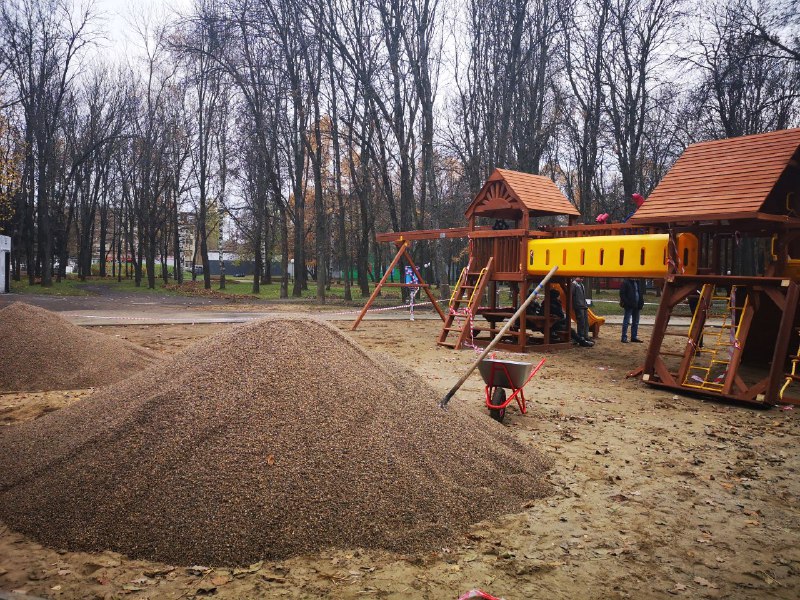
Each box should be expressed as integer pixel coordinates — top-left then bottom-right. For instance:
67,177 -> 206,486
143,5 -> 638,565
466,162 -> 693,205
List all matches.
1,318 -> 799,599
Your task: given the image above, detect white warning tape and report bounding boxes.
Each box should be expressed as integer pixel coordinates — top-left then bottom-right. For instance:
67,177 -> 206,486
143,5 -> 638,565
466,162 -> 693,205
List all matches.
330,301 -> 435,316
590,299 -> 660,307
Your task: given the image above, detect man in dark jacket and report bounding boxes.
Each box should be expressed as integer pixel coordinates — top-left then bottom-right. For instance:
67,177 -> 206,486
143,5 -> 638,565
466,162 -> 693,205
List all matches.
571,277 -> 593,347
620,278 -> 645,343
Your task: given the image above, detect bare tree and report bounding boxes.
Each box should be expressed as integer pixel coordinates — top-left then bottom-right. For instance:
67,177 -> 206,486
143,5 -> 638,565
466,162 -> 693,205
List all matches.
0,0 -> 97,285
603,0 -> 682,200
559,0 -> 611,220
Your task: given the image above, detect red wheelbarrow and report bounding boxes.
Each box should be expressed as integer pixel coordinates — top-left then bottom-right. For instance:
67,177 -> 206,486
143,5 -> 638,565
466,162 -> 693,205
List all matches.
478,357 -> 546,422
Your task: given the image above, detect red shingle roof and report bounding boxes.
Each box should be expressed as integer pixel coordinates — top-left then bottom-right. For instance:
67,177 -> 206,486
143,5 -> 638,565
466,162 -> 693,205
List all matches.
630,128 -> 800,224
466,168 -> 579,218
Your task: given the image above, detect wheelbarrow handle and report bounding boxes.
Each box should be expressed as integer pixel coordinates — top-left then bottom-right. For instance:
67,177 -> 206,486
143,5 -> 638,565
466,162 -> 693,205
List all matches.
439,265 -> 559,409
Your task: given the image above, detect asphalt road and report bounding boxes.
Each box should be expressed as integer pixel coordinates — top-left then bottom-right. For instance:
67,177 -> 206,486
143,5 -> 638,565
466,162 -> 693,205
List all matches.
0,289 -> 694,328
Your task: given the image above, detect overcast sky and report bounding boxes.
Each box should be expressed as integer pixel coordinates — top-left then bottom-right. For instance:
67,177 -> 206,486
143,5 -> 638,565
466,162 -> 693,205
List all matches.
90,0 -> 191,59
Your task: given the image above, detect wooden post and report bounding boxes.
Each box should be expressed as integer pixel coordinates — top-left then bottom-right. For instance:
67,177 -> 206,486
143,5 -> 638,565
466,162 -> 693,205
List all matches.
676,284 -> 712,384
351,241 -> 409,330
403,247 -> 446,322
644,283 -> 675,379
766,281 -> 799,403
722,289 -> 755,395
352,239 -> 446,330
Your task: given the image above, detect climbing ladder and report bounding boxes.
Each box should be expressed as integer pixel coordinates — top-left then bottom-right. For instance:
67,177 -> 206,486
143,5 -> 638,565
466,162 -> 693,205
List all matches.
681,284 -> 751,393
779,331 -> 800,403
437,258 -> 493,349
643,275 -> 799,405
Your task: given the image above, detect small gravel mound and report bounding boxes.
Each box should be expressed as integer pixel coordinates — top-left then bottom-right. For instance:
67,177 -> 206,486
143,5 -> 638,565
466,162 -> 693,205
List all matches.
0,318 -> 552,565
0,303 -> 158,391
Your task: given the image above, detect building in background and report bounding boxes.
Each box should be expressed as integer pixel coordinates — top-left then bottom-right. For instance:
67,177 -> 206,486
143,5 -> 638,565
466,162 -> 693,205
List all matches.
0,235 -> 10,293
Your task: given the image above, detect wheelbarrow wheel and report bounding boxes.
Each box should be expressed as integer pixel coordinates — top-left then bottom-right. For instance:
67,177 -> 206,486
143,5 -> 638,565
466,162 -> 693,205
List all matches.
489,387 -> 506,423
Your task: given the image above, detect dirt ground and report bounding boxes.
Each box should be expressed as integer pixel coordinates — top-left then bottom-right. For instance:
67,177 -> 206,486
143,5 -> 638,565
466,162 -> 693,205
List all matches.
1,318 -> 799,599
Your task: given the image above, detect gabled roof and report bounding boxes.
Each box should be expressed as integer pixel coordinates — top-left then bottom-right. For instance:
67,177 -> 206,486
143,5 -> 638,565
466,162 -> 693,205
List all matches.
630,128 -> 800,225
466,168 -> 580,219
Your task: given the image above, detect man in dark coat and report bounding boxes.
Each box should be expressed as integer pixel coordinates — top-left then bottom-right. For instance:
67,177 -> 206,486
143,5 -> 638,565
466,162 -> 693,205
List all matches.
571,277 -> 593,347
620,278 -> 645,343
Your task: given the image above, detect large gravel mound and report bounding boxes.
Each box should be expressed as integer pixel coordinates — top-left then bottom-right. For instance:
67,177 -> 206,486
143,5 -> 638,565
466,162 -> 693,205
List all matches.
0,302 -> 158,391
0,318 -> 552,566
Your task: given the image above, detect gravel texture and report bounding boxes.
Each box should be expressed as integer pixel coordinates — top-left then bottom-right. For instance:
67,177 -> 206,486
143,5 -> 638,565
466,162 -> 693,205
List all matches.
0,318 -> 552,566
0,302 -> 158,392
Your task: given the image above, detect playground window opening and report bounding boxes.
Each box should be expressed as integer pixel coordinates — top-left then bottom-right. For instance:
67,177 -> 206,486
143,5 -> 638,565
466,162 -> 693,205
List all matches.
580,249 -> 585,265
640,248 -> 646,265
545,249 -> 550,264
562,249 -> 567,265
683,248 -> 690,268
619,248 -> 625,265
599,249 -> 605,266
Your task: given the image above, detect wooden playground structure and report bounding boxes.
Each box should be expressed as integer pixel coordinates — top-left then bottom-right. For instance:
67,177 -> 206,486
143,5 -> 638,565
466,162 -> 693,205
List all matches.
353,129 -> 800,406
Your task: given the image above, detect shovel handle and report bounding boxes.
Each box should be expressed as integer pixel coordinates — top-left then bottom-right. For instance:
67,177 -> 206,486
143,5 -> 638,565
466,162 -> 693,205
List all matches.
439,265 -> 559,409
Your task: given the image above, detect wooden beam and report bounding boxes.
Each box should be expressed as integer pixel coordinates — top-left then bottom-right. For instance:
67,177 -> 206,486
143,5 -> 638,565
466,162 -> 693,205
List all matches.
375,227 -> 473,242
677,284 -> 712,384
469,228 -> 529,239
667,274 -> 790,287
722,296 -> 754,395
763,286 -> 787,311
654,356 -> 677,386
402,245 -> 447,323
644,283 -> 674,376
733,373 -> 749,396
766,282 -> 800,403
351,241 -> 409,330
743,376 -> 769,402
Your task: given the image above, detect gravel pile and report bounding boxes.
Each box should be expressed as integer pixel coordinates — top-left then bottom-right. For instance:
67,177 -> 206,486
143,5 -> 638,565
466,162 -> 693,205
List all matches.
0,303 -> 158,391
0,318 -> 552,566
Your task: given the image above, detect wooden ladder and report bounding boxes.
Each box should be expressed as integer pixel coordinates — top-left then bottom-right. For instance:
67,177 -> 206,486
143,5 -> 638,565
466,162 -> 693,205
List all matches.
779,329 -> 800,404
437,258 -> 493,350
681,284 -> 751,393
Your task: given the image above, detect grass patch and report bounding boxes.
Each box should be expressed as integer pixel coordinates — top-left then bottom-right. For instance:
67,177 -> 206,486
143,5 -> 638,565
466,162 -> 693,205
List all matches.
10,278 -> 90,296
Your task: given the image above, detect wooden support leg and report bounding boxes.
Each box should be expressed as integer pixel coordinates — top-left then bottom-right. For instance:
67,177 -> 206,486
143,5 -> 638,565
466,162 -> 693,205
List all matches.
722,290 -> 755,395
401,246 -> 446,322
644,283 -> 674,378
677,284 -> 713,384
766,282 -> 799,403
351,241 -> 408,330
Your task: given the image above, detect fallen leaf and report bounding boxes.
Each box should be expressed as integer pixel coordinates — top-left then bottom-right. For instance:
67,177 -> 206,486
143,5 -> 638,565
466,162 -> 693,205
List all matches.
232,561 -> 263,577
693,576 -> 717,588
267,454 -> 275,466
188,565 -> 212,576
144,566 -> 176,578
196,583 -> 218,595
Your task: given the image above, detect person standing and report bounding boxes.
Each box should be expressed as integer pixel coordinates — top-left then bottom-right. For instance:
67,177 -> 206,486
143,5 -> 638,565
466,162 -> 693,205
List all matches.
571,277 -> 593,347
620,278 -> 645,343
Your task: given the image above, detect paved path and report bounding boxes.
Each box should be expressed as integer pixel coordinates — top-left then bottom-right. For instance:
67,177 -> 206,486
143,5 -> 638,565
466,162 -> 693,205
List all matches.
0,292 -> 444,325
1,291 -> 697,328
